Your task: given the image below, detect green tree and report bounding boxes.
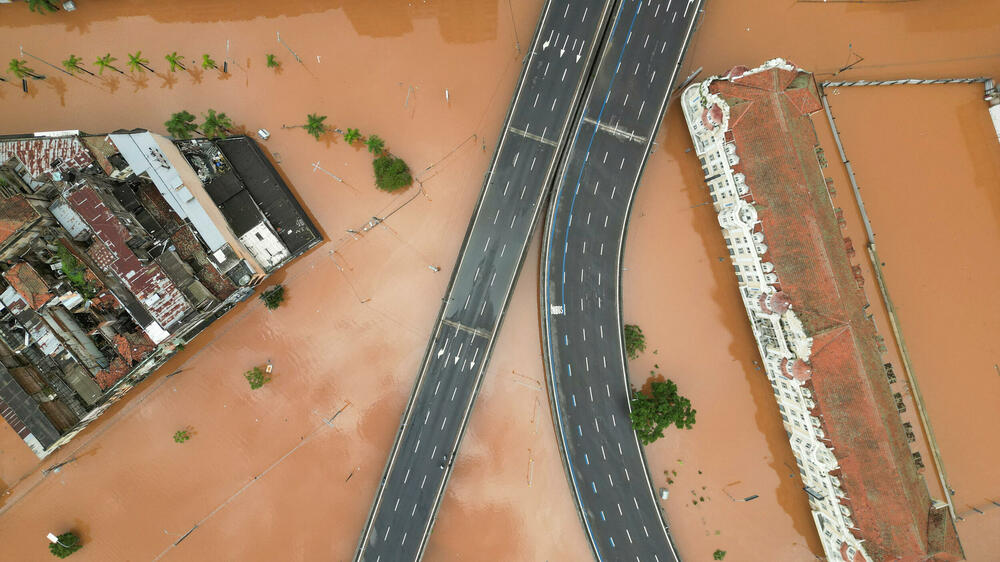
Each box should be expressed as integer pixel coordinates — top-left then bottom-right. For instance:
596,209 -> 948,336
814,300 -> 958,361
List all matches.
303,113 -> 328,140
126,51 -> 153,73
173,430 -> 191,443
265,54 -> 280,69
48,532 -> 82,558
713,550 -> 727,560
61,54 -> 94,76
343,127 -> 361,145
28,0 -> 58,14
629,379 -> 696,445
365,134 -> 386,155
164,52 -> 186,72
624,324 -> 646,360
57,244 -> 97,298
244,366 -> 271,390
372,155 -> 413,192
8,59 -> 42,79
201,109 -> 234,138
94,54 -> 123,75
164,111 -> 199,139
259,285 -> 285,310
201,54 -> 217,70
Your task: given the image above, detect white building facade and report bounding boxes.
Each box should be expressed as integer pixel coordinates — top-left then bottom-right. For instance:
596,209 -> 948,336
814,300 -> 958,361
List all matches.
680,59 -> 869,562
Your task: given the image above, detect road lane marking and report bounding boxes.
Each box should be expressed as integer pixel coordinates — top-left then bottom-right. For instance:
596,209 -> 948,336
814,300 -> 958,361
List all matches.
512,152 -> 519,167
521,184 -> 528,199
394,498 -> 400,511
591,481 -> 597,493
585,356 -> 590,371
601,445 -> 606,460
633,496 -> 640,510
415,439 -> 421,453
577,425 -> 583,436
494,209 -> 500,224
424,411 -> 430,424
441,417 -> 447,430
431,445 -> 438,459
451,387 -> 457,401
589,386 -> 594,401
612,414 -> 616,427
404,469 -> 410,483
401,532 -> 407,546
626,529 -> 632,544
484,236 -> 491,252
618,502 -> 623,515
585,453 -> 590,465
600,510 -> 606,521
572,394 -> 577,406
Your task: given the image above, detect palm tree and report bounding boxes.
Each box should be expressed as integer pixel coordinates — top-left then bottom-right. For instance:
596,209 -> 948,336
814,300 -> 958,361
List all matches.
27,0 -> 58,14
61,54 -> 95,76
201,109 -> 234,138
303,114 -> 328,140
165,52 -> 186,72
365,135 -> 386,155
343,128 -> 361,145
127,51 -> 153,73
266,54 -> 280,69
94,54 -> 123,75
7,59 -> 42,80
201,54 -> 217,70
165,111 -> 199,139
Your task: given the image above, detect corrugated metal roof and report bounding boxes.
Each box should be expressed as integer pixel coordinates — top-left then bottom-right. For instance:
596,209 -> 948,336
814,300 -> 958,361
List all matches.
0,136 -> 94,179
66,185 -> 190,335
109,132 -> 227,253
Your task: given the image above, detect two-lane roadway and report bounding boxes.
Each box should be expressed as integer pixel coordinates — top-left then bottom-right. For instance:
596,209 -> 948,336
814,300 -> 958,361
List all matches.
540,0 -> 704,560
354,1 -> 619,559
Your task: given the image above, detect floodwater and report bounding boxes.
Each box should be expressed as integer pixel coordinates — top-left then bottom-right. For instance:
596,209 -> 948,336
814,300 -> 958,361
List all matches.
0,0 -> 998,560
819,84 -> 1000,560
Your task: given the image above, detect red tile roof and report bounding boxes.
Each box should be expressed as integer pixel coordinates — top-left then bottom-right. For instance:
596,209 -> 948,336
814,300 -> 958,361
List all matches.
0,194 -> 40,248
3,262 -> 53,310
66,185 -> 190,329
0,136 -> 94,179
712,67 -> 962,560
94,357 -> 130,390
112,332 -> 155,366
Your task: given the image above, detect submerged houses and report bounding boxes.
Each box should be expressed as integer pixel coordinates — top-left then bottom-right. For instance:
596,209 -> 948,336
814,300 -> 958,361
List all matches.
0,130 -> 319,457
681,59 -> 962,561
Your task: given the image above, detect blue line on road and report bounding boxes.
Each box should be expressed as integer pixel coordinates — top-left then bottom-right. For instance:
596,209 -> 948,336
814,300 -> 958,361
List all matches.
556,0 -> 644,308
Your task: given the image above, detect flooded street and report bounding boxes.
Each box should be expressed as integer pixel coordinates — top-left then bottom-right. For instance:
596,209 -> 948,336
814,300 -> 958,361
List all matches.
0,0 -> 998,560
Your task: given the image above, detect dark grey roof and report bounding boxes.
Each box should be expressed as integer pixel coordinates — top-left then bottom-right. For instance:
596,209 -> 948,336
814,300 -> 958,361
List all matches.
213,136 -> 321,255
0,364 -> 62,449
217,190 -> 264,237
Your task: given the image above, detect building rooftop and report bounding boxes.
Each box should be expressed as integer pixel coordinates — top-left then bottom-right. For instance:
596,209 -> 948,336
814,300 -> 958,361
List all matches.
711,66 -> 962,560
108,132 -> 228,253
66,184 -> 190,340
3,262 -> 54,310
0,194 -> 41,248
211,136 -> 321,256
0,135 -> 94,179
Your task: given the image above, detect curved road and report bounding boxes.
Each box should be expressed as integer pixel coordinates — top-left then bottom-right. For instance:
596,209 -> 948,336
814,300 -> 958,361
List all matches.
540,0 -> 703,560
354,1 -> 619,560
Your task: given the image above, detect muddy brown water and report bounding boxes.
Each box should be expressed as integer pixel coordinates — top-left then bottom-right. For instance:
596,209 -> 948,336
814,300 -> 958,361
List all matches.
0,0 -> 998,560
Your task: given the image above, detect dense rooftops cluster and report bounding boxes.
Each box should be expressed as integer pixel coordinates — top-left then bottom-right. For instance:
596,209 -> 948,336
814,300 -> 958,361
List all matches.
0,130 -> 319,457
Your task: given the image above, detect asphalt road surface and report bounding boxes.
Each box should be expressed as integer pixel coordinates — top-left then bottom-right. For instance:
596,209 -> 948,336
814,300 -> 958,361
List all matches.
540,0 -> 704,560
354,1 -> 619,560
